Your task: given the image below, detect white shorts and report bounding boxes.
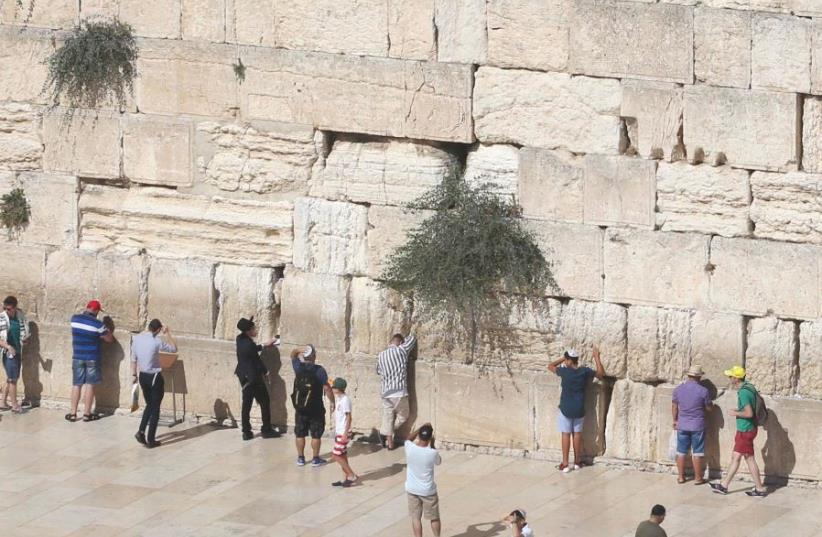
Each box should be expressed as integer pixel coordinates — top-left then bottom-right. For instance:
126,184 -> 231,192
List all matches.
558,411 -> 584,433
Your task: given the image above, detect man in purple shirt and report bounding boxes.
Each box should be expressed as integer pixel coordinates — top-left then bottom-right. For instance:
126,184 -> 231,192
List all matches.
672,364 -> 712,485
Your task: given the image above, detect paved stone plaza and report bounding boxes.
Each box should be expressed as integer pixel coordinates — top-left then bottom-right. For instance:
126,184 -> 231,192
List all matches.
0,408 -> 818,537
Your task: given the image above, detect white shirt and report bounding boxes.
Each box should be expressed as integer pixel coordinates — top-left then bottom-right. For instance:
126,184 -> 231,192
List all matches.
521,524 -> 533,537
404,440 -> 441,496
335,394 -> 352,436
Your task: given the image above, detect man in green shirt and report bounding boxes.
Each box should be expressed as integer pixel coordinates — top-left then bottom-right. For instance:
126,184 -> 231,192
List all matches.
709,366 -> 767,497
634,504 -> 667,537
0,296 -> 29,413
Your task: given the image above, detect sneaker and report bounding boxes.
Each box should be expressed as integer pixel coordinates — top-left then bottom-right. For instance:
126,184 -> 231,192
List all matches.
242,431 -> 254,441
296,456 -> 306,467
745,488 -> 768,498
331,480 -> 345,486
573,464 -> 581,471
710,482 -> 728,495
341,478 -> 358,488
558,463 -> 571,473
311,457 -> 327,467
260,428 -> 280,439
146,440 -> 162,449
134,431 -> 147,445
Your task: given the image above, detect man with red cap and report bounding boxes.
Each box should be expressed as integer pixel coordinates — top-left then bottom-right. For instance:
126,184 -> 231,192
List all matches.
66,300 -> 114,422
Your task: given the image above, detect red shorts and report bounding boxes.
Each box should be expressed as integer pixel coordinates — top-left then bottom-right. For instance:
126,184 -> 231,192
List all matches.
332,434 -> 349,456
733,429 -> 758,456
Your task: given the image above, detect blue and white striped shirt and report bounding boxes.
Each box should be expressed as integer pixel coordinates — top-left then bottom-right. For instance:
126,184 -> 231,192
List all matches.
70,313 -> 108,362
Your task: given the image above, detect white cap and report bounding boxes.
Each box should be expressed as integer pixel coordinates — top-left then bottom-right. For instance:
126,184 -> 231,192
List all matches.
301,344 -> 315,360
565,349 -> 579,359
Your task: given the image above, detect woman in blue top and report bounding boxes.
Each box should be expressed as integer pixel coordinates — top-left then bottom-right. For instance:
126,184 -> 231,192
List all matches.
548,346 -> 605,472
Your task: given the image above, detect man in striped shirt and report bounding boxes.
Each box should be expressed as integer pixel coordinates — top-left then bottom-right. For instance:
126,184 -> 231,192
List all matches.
67,300 -> 115,422
376,333 -> 416,450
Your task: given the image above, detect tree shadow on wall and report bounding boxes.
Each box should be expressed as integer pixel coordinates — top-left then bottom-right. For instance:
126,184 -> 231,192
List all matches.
761,410 -> 796,490
21,321 -> 48,407
261,345 -> 288,431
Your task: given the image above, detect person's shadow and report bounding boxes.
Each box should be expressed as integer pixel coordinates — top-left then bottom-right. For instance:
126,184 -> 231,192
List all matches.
21,321 -> 48,407
761,410 -> 795,489
96,334 -> 125,413
155,423 -> 219,446
261,345 -> 287,432
357,462 -> 406,483
450,521 -> 507,537
701,378 -> 725,480
213,398 -> 237,428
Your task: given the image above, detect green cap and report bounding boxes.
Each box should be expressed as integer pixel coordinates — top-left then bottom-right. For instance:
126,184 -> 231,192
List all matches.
331,377 -> 347,391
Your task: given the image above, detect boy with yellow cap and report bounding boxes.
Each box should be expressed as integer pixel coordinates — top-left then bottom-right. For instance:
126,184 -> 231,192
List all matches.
709,366 -> 767,497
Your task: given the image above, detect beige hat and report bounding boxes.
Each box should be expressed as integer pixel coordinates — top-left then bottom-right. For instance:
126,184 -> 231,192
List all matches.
687,364 -> 705,377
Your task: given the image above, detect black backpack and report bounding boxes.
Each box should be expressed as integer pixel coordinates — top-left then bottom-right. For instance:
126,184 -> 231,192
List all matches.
291,367 -> 321,413
742,385 -> 768,427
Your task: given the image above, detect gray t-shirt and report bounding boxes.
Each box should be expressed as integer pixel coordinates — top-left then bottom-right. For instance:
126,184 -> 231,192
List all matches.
131,331 -> 176,374
404,440 -> 441,497
635,521 -> 667,537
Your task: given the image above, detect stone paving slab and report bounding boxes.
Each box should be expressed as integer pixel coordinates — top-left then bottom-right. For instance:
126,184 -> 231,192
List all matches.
0,408 -> 820,536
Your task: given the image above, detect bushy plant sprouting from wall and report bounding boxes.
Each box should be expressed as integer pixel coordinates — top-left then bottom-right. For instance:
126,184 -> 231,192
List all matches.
381,173 -> 557,364
0,188 -> 31,238
43,19 -> 138,110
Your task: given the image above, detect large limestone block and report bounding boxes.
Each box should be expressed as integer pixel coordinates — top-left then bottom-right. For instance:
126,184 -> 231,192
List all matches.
435,0 -> 487,64
535,374 -> 605,457
229,0 -> 275,46
605,379 -> 657,461
366,205 -> 429,280
627,307 -> 692,383
583,156 -> 656,228
709,237 -> 820,319
524,220 -> 603,301
123,116 -> 192,187
79,0 -> 118,19
487,0 -> 570,72
275,0 -> 388,56
241,47 -> 474,143
519,149 -> 583,223
310,138 -> 460,206
96,254 -> 145,332
750,171 -> 822,244
813,20 -> 822,94
798,321 -> 822,399
745,317 -> 797,396
802,98 -> 822,174
79,185 -> 293,266
464,145 -> 519,197
690,311 -> 745,384
751,14 -> 811,93
656,162 -> 750,237
42,111 -> 120,179
0,103 -> 41,171
435,368 -> 532,449
604,229 -> 710,309
136,40 -> 237,118
147,259 -> 214,337
474,68 -> 622,154
569,1 -> 693,83
683,86 -> 799,171
14,172 -> 77,248
1,0 -> 76,28
182,0 -> 225,42
0,27 -> 52,103
388,0 -> 436,60
196,120 -> 316,194
620,81 -> 683,161
214,264 -> 278,340
349,278 -> 411,356
0,244 -> 45,318
794,0 -> 822,16
293,198 -> 368,276
120,0 -> 181,39
554,300 -> 628,378
278,269 -> 349,352
694,8 -> 750,89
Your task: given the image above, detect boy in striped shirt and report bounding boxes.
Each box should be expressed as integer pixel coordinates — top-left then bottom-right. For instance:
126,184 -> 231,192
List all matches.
376,333 -> 416,449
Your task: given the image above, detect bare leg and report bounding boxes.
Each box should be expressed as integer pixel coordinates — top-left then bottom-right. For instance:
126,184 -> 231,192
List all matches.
311,437 -> 321,458
572,432 -> 584,464
744,454 -> 765,491
693,456 -> 705,483
431,519 -> 441,537
333,454 -> 357,479
296,437 -> 306,457
676,455 -> 687,481
411,516 -> 423,537
721,451 -> 743,488
561,432 -> 571,466
83,385 -> 95,416
70,385 -> 81,415
8,382 -> 19,410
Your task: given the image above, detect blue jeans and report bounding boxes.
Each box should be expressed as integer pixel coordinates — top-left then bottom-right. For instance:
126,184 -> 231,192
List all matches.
676,430 -> 705,457
3,354 -> 20,383
72,359 -> 101,386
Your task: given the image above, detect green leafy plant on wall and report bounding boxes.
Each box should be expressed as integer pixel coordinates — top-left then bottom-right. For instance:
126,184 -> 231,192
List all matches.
14,0 -> 35,22
0,188 -> 31,238
381,173 -> 557,364
43,19 -> 138,111
233,57 -> 246,83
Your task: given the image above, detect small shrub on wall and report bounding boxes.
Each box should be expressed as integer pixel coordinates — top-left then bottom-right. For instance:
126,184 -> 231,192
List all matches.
381,173 -> 557,364
0,188 -> 31,238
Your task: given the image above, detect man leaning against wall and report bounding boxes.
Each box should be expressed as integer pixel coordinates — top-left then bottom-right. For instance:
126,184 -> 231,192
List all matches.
66,299 -> 114,422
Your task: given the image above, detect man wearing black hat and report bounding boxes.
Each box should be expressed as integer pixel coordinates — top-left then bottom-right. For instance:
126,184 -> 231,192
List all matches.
236,317 -> 279,441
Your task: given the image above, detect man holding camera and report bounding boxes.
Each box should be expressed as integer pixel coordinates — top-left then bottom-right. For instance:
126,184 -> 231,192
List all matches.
405,423 -> 442,537
66,300 -> 114,422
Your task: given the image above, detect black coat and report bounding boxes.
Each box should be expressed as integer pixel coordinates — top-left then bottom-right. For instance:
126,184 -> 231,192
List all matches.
235,333 -> 267,383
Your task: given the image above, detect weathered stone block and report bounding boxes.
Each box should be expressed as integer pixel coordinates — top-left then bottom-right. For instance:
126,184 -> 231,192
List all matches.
802,98 -> 822,174
229,0 -> 275,46
123,116 -> 192,187
214,264 -> 278,340
604,229 -> 710,309
147,259 -> 214,337
525,220 -> 603,301
42,111 -> 120,178
96,254 -> 145,332
656,162 -> 750,237
474,68 -> 622,154
620,81 -> 683,161
798,321 -> 822,399
310,138 -> 459,206
0,244 -> 45,318
683,86 -> 799,171
813,20 -> 822,94
293,197 -> 368,276
79,185 -> 293,266
519,149 -> 584,223
388,0 -> 436,60
0,102 -> 41,171
570,1 -> 693,83
1,0 -> 76,28
366,205 -> 429,280
794,0 -> 822,16
694,7 -> 750,89
487,0 -> 570,72
464,145 -> 519,197
555,300 -> 628,378
182,0 -> 225,42
0,27 -> 52,103
14,172 -> 77,248
120,0 -> 181,39
605,379 -> 657,461
750,171 -> 822,244
627,306 -> 692,383
710,237 -> 820,319
242,47 -> 474,143
79,0 -> 118,19
690,311 -> 745,384
435,0 -> 487,64
583,156 -> 656,228
44,250 -> 96,323
745,317 -> 797,396
278,269 -> 349,352
349,278 -> 411,356
196,120 -> 316,194
752,14 -> 811,93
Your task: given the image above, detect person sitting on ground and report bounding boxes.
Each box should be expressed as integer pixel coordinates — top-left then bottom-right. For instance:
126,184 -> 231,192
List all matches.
635,505 -> 667,537
330,377 -> 358,488
406,423 -> 442,537
67,300 -> 115,422
0,296 -> 29,413
504,508 -> 533,537
547,346 -> 605,472
376,332 -> 417,449
235,317 -> 280,441
672,364 -> 712,484
710,366 -> 768,497
131,319 -> 177,448
291,344 -> 334,467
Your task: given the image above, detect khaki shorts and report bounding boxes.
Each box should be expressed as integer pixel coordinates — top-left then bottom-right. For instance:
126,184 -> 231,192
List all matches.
407,492 -> 440,520
381,396 -> 410,437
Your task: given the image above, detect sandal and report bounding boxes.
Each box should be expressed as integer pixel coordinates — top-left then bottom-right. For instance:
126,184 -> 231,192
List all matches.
694,479 -> 706,486
82,413 -> 101,422
677,477 -> 687,484
65,413 -> 77,422
11,407 -> 23,414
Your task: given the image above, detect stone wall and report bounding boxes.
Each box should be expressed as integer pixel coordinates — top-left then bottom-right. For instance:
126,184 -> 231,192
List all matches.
2,0 -> 822,482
